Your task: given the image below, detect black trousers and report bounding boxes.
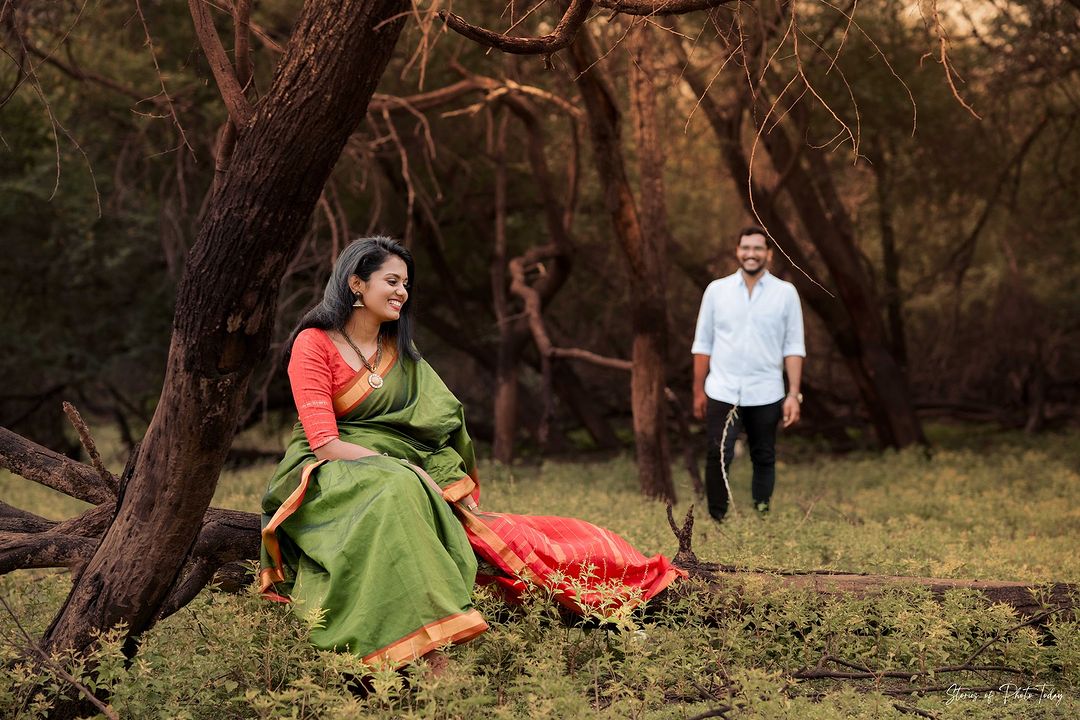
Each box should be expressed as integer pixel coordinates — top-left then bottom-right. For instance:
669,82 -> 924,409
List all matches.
704,398 -> 783,520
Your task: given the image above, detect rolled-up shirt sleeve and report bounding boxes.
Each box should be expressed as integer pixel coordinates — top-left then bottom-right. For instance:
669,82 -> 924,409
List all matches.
287,329 -> 340,450
691,284 -> 715,355
782,287 -> 806,358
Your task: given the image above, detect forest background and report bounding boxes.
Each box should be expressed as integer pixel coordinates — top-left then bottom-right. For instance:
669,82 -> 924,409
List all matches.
0,0 -> 1078,718
3,0 -> 1077,464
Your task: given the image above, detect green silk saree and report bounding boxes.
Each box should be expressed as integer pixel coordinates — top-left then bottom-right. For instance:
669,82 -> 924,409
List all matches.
260,339 -> 683,667
259,344 -> 487,666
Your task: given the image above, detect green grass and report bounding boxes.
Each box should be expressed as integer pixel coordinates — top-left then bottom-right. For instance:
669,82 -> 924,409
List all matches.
2,425 -> 1078,718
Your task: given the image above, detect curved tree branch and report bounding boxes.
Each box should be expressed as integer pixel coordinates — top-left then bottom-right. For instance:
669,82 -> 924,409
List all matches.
595,0 -> 736,15
439,0 -> 593,55
156,509 -> 260,620
440,0 -> 738,57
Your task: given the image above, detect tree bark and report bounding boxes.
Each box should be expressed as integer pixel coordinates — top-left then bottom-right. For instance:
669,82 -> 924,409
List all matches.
569,25 -> 676,502
40,0 -> 410,658
627,25 -> 676,500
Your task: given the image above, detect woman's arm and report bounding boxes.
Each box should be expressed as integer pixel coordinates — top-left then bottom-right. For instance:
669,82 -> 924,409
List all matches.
290,330 -> 381,460
313,438 -> 381,462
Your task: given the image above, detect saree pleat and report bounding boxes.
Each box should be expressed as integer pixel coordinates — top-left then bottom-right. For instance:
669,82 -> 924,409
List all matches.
260,344 -> 682,666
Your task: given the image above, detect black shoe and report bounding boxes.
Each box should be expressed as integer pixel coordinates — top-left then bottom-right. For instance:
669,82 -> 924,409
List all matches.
710,510 -> 727,524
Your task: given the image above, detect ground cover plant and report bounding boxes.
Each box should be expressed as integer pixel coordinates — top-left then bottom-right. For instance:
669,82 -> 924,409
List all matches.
2,424 -> 1077,718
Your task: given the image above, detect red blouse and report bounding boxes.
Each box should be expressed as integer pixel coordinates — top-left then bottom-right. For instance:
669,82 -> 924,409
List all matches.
288,328 -> 362,450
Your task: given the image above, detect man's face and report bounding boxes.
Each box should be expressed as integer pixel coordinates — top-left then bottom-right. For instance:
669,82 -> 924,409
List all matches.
736,233 -> 771,276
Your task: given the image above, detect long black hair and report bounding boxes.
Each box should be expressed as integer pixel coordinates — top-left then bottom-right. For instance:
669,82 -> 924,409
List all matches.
283,236 -> 420,365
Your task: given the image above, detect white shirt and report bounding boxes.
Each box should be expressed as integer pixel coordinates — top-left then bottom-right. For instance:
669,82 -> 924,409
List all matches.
691,270 -> 805,406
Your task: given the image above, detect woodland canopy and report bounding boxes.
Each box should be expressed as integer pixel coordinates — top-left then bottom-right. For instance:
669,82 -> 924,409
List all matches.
3,0 -> 1076,463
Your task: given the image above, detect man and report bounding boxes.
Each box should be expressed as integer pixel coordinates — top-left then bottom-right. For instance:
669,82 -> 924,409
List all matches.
691,227 -> 805,521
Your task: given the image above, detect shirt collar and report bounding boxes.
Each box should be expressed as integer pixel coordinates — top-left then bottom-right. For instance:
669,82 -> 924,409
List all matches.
737,270 -> 772,287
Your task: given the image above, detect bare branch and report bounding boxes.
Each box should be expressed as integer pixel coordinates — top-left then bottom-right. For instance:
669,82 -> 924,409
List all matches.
156,508 -> 259,620
380,108 -> 416,245
212,119 -> 238,193
133,0 -> 194,153
61,402 -> 118,495
508,251 -> 557,441
439,0 -> 593,55
233,0 -> 254,91
20,36 -> 153,104
441,0 -> 738,56
188,0 -> 255,127
596,0 -> 735,15
920,0 -> 980,118
550,347 -> 632,371
665,503 -> 700,566
369,79 -> 484,113
51,503 -> 115,539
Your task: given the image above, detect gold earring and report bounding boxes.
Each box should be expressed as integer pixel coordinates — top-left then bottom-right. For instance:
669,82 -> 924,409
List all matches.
352,293 -> 365,308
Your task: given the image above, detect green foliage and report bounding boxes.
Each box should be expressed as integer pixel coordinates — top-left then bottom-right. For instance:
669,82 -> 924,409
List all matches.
2,428 -> 1078,718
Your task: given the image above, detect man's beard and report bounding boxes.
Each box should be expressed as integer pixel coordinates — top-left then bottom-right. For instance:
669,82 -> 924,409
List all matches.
741,262 -> 764,276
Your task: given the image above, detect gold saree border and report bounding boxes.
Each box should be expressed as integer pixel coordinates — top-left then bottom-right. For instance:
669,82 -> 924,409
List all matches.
453,503 -> 542,584
440,476 -> 476,503
362,609 -> 488,667
332,345 -> 400,416
259,459 -> 328,598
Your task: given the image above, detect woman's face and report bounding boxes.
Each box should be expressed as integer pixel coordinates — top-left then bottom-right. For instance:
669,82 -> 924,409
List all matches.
352,255 -> 409,324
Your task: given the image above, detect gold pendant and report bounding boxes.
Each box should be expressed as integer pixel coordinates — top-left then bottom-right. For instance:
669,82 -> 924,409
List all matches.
368,372 -> 384,389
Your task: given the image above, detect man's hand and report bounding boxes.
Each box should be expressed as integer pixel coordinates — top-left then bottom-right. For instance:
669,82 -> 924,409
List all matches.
693,391 -> 707,421
782,395 -> 801,428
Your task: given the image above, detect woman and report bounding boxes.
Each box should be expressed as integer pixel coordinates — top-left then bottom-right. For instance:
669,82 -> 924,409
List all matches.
260,237 -> 683,668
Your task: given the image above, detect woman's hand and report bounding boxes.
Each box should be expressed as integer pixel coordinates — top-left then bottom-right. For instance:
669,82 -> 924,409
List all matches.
313,438 -> 381,462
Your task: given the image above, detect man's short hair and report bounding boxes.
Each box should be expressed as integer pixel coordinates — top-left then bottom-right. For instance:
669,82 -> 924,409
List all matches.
737,226 -> 773,249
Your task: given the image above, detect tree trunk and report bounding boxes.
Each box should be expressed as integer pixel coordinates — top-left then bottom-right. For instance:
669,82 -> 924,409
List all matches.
569,26 -> 676,502
491,112 -> 519,463
492,340 -> 522,462
870,144 -> 909,369
41,0 -> 410,658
